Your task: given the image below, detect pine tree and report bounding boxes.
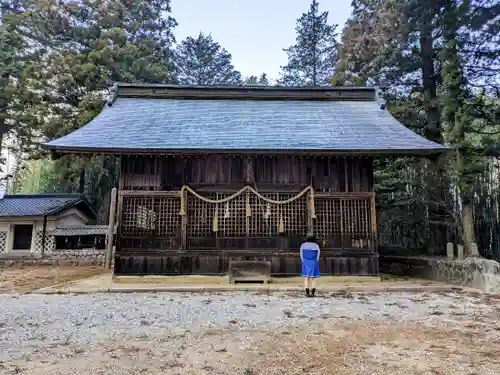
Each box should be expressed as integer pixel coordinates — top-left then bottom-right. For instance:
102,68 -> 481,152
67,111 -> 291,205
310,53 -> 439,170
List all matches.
174,32 -> 242,85
0,1 -> 28,176
439,0 -> 500,254
244,73 -> 269,86
258,73 -> 269,85
7,0 -> 177,204
337,0 -> 500,257
244,75 -> 258,85
278,0 -> 339,86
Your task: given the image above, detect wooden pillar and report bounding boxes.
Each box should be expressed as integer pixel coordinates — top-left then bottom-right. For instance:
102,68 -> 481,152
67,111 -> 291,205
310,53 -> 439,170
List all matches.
370,193 -> 378,252
181,190 -> 187,252
244,156 -> 254,250
307,196 -> 313,235
41,215 -> 47,257
105,188 -> 117,269
244,156 -> 254,185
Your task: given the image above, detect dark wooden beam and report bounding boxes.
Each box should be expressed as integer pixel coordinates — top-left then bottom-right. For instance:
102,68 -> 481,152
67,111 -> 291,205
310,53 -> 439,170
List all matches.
114,82 -> 377,101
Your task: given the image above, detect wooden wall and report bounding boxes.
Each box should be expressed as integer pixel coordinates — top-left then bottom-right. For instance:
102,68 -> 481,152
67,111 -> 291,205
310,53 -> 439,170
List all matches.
120,155 -> 374,192
114,253 -> 379,276
115,154 -> 378,276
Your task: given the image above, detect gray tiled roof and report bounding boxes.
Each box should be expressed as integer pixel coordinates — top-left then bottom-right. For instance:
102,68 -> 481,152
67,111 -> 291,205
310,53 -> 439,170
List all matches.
51,225 -> 109,236
44,87 -> 446,155
0,194 -> 96,218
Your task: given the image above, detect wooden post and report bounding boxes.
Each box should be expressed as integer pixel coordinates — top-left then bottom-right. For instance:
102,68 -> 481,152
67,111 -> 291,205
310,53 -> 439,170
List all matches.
41,215 -> 47,257
340,199 -> 344,249
370,194 -> 377,252
105,188 -> 117,269
306,194 -> 313,235
181,190 -> 187,252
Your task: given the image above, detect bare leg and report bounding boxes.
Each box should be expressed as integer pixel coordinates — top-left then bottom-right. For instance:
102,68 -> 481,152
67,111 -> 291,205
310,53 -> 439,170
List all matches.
303,277 -> 309,289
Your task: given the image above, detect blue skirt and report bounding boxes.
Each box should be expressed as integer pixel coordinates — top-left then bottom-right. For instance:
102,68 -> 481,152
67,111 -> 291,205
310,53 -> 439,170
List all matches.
301,258 -> 320,278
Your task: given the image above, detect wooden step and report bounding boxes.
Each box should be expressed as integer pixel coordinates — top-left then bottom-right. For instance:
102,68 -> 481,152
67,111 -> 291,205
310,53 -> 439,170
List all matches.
229,260 -> 271,284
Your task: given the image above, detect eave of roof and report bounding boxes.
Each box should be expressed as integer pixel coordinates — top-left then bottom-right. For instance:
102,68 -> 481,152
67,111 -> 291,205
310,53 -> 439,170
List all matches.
47,146 -> 446,157
51,225 -> 109,236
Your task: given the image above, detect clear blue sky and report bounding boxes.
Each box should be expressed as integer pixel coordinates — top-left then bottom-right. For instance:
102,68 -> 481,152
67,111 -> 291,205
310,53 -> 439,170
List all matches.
172,0 -> 352,80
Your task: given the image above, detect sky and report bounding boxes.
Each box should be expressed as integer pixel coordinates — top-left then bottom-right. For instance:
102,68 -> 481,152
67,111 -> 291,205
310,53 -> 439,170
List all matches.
172,0 -> 353,80
1,0 -> 353,180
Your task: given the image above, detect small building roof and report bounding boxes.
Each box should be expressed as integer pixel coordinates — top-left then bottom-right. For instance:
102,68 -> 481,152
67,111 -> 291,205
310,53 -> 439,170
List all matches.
43,83 -> 447,156
0,194 -> 96,218
51,225 -> 109,236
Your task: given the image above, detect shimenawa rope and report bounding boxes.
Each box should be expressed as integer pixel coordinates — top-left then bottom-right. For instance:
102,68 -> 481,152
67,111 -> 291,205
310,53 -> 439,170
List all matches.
177,185 -> 316,233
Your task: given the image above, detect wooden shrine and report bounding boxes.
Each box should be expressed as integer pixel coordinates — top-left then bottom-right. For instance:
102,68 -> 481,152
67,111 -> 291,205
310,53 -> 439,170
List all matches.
43,83 -> 446,276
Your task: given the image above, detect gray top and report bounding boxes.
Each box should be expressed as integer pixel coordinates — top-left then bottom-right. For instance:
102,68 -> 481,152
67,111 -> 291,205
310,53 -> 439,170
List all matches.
43,86 -> 447,155
300,242 -> 321,261
0,194 -> 96,218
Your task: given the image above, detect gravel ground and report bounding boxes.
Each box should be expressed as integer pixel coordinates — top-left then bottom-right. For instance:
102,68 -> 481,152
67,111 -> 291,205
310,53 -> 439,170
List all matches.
1,291 -> 499,374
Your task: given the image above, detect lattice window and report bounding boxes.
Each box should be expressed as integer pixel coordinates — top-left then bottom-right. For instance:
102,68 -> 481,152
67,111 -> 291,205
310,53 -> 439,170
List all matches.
33,231 -> 56,254
122,197 -> 155,236
314,198 -> 342,239
314,197 -> 372,248
187,193 -> 216,237
121,196 -> 180,237
154,197 -> 181,237
0,232 -> 7,253
248,193 -> 308,237
218,193 -> 246,237
185,191 -> 309,239
343,199 -> 371,239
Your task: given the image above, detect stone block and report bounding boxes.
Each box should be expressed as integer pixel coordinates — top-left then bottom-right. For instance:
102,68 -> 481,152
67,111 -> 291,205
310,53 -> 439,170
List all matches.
446,243 -> 454,259
457,245 -> 464,260
469,243 -> 479,257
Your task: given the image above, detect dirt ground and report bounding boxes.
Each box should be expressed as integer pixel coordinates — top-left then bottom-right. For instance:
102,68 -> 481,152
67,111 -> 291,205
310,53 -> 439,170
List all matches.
0,266 -> 108,293
246,316 -> 500,375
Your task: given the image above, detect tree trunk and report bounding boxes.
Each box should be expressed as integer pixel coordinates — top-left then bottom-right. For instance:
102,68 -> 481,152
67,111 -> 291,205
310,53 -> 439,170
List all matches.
78,167 -> 85,194
0,132 -> 3,173
461,203 -> 476,255
419,11 -> 448,255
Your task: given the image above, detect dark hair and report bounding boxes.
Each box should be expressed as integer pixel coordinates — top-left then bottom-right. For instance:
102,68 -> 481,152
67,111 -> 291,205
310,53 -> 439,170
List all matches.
306,233 -> 316,243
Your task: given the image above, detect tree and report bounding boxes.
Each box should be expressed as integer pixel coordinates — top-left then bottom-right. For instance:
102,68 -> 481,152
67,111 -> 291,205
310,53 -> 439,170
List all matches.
336,0 -> 500,258
244,75 -> 258,85
174,32 -> 242,85
244,73 -> 269,86
4,0 -> 176,219
278,0 -> 339,86
258,73 -> 269,85
0,1 -> 28,176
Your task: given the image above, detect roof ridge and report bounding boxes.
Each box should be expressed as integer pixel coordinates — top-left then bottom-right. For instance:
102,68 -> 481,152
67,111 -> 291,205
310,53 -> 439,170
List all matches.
106,82 -> 377,103
109,82 -> 375,91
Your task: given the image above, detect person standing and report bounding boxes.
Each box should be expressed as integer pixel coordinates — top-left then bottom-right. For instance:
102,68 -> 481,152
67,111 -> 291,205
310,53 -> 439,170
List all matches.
300,233 -> 320,297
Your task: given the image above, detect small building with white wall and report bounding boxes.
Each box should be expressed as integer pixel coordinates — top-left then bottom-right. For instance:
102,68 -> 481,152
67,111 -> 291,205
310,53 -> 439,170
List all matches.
0,194 -> 99,254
